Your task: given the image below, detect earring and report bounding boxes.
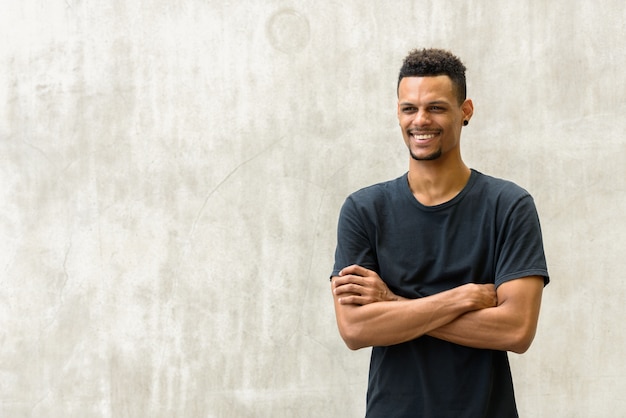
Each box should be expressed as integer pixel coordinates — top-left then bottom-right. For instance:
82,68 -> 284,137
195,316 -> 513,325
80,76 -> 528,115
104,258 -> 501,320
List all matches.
463,120 -> 469,126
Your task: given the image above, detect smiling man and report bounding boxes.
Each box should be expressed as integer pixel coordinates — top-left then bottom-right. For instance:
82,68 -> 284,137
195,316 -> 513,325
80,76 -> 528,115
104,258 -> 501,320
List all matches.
330,49 -> 549,417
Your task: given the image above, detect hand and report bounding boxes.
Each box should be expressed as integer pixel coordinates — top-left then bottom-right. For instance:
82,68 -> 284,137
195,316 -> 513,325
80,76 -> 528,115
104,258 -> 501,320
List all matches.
333,264 -> 401,306
460,282 -> 498,310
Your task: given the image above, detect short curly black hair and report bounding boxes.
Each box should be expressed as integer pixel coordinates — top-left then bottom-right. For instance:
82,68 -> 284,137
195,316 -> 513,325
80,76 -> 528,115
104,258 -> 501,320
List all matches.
397,48 -> 467,104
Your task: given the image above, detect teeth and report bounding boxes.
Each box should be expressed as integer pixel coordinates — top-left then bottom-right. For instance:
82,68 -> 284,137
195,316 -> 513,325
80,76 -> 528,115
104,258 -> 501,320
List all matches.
412,133 -> 437,140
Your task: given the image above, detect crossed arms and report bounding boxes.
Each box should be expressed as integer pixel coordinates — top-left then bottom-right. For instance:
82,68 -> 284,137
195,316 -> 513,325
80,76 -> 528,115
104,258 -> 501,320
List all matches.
331,264 -> 544,354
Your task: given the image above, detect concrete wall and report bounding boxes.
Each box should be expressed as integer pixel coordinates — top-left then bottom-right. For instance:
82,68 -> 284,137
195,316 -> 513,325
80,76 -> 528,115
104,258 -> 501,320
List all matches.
1,1 -> 624,416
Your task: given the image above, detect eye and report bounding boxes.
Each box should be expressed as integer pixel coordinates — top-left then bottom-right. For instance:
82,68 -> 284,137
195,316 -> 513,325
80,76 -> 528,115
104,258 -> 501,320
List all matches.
401,106 -> 416,114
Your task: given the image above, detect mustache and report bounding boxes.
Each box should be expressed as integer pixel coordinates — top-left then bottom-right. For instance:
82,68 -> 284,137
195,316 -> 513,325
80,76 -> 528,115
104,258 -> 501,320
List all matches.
408,129 -> 441,134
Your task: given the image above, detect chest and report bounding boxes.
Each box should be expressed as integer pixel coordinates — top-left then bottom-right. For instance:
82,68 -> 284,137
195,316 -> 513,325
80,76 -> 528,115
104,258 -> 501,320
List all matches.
371,203 -> 498,297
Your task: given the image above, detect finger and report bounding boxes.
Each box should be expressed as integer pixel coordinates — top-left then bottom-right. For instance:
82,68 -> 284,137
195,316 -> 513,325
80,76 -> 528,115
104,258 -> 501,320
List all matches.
339,264 -> 371,277
332,275 -> 353,288
331,276 -> 343,287
339,295 -> 375,306
334,274 -> 365,288
334,283 -> 364,296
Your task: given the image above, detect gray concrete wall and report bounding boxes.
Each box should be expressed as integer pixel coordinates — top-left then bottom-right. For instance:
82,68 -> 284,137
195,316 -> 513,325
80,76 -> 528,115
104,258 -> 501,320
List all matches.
1,1 -> 624,417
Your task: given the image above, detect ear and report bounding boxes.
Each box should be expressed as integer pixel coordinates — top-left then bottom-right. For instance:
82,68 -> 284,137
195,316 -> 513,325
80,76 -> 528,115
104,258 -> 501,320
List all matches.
461,99 -> 474,124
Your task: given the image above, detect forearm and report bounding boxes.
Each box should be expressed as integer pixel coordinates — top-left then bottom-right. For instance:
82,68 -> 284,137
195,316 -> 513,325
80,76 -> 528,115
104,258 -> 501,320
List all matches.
428,277 -> 544,353
333,283 -> 486,350
427,307 -> 529,353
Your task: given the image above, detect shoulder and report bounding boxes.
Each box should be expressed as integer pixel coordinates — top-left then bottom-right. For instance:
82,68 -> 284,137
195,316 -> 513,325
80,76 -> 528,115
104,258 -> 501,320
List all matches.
469,171 -> 545,244
470,170 -> 533,205
345,174 -> 407,206
338,174 -> 409,224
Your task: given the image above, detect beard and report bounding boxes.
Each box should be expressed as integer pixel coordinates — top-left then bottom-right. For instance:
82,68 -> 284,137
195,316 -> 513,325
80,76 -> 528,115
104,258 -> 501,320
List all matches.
410,147 -> 442,161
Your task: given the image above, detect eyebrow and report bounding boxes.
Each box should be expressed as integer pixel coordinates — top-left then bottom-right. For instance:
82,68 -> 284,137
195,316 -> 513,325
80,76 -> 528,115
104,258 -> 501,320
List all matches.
399,100 -> 451,107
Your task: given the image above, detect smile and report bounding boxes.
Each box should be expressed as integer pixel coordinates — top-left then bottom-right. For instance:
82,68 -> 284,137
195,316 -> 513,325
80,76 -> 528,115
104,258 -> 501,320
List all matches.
411,132 -> 439,140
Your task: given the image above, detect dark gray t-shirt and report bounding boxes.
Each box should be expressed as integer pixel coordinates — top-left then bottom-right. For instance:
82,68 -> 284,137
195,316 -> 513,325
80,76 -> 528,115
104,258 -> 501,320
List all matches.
332,169 -> 549,418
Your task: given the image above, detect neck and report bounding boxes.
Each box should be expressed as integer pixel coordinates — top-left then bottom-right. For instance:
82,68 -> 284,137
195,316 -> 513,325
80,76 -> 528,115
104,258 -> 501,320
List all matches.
407,157 -> 471,206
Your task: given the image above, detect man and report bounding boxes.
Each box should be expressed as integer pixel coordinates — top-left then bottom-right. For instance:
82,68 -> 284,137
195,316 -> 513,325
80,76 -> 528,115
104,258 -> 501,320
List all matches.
330,48 -> 549,417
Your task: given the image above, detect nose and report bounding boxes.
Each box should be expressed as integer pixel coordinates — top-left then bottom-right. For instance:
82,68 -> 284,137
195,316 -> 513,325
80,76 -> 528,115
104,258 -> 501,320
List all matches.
412,110 -> 431,126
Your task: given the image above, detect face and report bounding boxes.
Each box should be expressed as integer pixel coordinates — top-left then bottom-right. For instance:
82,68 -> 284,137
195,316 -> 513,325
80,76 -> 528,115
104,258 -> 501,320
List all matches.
397,76 -> 473,162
